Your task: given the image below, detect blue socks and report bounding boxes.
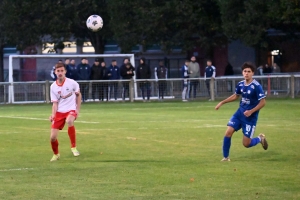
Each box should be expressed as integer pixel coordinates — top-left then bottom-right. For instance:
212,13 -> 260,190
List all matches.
223,136 -> 231,158
223,136 -> 261,157
247,137 -> 261,148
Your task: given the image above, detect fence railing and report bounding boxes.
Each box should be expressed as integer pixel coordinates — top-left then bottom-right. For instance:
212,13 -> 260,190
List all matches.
1,75 -> 299,104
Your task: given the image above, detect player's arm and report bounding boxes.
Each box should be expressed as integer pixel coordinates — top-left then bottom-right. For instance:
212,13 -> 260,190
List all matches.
50,102 -> 58,122
215,93 -> 240,110
75,92 -> 82,115
244,98 -> 266,117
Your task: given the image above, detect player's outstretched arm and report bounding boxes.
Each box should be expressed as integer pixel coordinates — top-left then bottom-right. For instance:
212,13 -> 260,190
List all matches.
215,94 -> 239,110
244,98 -> 266,117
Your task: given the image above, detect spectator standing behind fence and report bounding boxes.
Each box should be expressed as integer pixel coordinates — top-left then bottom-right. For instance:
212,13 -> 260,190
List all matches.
256,65 -> 264,75
188,56 -> 200,99
224,62 -> 234,92
263,64 -> 272,74
108,60 -> 120,101
272,63 -> 281,73
50,59 -> 63,81
99,61 -> 109,101
224,63 -> 234,76
120,62 -> 135,101
204,60 -> 216,101
90,58 -> 101,101
120,58 -> 130,75
155,60 -> 168,100
66,59 -> 77,80
136,57 -> 151,102
64,58 -> 70,68
181,60 -> 190,102
76,58 -> 91,102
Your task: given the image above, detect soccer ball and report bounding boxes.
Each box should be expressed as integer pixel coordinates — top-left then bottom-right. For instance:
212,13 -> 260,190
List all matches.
86,15 -> 103,32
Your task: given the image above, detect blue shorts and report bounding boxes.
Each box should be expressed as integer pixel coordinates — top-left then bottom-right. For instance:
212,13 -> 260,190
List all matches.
227,115 -> 257,138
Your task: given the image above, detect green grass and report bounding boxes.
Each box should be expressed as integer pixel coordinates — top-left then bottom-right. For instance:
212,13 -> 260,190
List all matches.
0,99 -> 299,200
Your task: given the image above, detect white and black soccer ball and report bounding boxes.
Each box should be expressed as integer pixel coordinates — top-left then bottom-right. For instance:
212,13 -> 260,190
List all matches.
86,15 -> 103,32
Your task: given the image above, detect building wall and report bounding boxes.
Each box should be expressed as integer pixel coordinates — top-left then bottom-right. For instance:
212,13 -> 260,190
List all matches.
228,40 -> 256,74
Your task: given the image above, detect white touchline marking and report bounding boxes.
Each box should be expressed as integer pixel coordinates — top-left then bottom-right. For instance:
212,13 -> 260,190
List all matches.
0,168 -> 34,172
0,116 -> 99,124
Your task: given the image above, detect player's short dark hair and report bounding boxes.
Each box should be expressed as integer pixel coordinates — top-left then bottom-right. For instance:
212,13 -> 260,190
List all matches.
55,63 -> 66,70
185,59 -> 190,63
241,62 -> 256,72
112,59 -> 116,62
65,58 -> 70,60
207,59 -> 212,63
81,58 -> 86,60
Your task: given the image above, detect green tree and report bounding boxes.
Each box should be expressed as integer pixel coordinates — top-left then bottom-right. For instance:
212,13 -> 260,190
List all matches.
0,0 -> 111,54
108,0 -> 225,56
219,0 -> 300,48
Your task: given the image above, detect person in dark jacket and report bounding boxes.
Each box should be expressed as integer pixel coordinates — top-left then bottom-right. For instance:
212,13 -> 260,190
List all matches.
224,62 -> 234,76
263,64 -> 273,74
76,58 -> 91,102
108,60 -> 120,100
66,59 -> 78,80
120,62 -> 135,101
99,61 -> 109,101
154,60 -> 168,100
136,57 -> 151,101
50,59 -> 63,80
120,58 -> 130,75
90,58 -> 101,101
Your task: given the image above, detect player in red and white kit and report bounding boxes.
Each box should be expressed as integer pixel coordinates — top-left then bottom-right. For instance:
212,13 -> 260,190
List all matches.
49,63 -> 82,162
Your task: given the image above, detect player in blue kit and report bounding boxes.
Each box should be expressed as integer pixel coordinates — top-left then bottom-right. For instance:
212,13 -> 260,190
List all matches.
215,62 -> 268,161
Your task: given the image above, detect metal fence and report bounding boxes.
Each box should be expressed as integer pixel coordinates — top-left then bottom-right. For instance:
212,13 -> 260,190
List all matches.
0,75 -> 299,104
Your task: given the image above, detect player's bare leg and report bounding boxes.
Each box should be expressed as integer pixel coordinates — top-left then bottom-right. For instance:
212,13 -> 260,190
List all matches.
221,126 -> 235,161
242,133 -> 267,150
66,114 -> 80,156
242,136 -> 251,147
50,128 -> 60,161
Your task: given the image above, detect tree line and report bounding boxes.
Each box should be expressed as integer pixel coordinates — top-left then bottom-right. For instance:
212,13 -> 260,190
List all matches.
0,0 -> 299,81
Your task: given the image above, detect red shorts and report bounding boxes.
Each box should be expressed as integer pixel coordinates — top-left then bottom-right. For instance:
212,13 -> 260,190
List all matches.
51,110 -> 77,130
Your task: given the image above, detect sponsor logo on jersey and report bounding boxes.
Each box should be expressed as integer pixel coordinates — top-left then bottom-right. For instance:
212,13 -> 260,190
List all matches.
228,121 -> 235,125
60,92 -> 73,99
241,97 -> 250,104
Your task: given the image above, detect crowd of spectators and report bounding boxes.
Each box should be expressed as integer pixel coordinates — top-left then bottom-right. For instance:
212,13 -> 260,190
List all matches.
256,63 -> 281,75
51,57 -> 281,102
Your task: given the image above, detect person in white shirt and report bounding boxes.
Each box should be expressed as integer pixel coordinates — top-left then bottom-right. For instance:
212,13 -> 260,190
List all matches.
49,63 -> 82,162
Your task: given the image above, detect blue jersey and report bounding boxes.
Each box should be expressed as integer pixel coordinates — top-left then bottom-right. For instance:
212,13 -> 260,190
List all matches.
234,79 -> 265,123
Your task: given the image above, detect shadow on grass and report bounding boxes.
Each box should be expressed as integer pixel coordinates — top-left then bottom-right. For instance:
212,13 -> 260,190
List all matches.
235,150 -> 295,162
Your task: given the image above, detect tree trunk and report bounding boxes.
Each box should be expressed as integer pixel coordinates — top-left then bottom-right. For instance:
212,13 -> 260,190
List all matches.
89,33 -> 105,54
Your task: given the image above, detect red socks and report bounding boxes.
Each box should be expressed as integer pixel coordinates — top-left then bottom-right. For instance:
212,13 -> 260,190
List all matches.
51,139 -> 59,155
68,126 -> 76,148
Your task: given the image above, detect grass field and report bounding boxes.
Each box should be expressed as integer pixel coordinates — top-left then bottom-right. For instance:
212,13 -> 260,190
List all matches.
0,99 -> 299,200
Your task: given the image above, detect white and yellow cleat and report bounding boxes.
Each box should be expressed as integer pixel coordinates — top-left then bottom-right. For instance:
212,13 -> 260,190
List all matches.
221,157 -> 231,162
259,133 -> 268,150
71,147 -> 80,157
50,154 -> 60,162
